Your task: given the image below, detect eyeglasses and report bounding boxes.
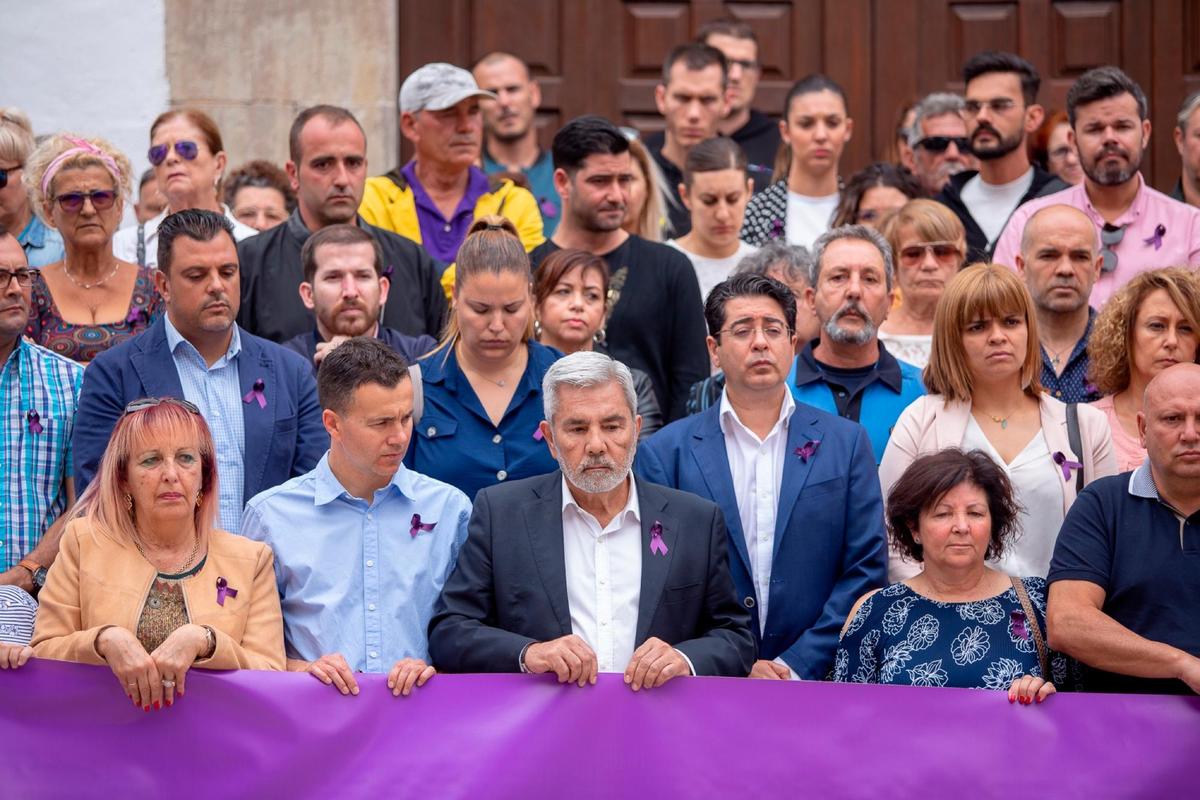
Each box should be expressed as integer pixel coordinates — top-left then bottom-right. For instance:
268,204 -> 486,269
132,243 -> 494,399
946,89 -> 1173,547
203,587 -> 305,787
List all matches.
963,98 -> 1017,116
123,397 -> 202,416
0,267 -> 32,290
0,165 -> 19,190
1048,146 -> 1074,161
716,321 -> 791,342
915,136 -> 970,154
53,190 -> 118,213
1100,223 -> 1126,273
148,140 -> 199,166
899,241 -> 962,266
726,58 -> 759,72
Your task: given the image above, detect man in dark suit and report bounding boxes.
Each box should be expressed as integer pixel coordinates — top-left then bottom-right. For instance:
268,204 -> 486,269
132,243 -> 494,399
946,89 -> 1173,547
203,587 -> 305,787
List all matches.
637,273 -> 887,681
428,351 -> 754,687
74,210 -> 327,532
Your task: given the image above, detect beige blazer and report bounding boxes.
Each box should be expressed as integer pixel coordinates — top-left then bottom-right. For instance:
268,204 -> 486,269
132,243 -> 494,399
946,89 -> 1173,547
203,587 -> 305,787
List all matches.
880,393 -> 1118,580
32,518 -> 285,670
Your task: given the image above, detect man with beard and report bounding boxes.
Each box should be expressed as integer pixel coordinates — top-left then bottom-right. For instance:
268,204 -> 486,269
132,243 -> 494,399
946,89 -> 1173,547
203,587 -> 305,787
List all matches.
786,225 -> 925,462
994,67 -> 1200,306
1016,205 -> 1103,402
531,116 -> 708,422
238,105 -> 446,344
937,52 -> 1067,262
282,224 -> 436,372
637,273 -> 886,681
428,351 -> 755,685
905,93 -> 975,196
473,53 -> 562,236
74,210 -> 327,532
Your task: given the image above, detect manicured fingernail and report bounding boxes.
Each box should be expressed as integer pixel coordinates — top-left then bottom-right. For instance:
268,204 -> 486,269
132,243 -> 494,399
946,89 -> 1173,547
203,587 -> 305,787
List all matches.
154,701 -> 160,710
177,690 -> 184,698
166,699 -> 173,707
143,706 -> 150,712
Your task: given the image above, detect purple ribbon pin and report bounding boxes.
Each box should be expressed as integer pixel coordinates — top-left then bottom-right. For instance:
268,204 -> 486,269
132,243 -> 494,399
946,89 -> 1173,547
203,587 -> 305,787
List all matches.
125,307 -> 143,326
1143,224 -> 1166,251
243,378 -> 267,409
795,440 -> 820,463
1010,610 -> 1030,641
770,219 -> 785,240
532,427 -> 544,442
26,410 -> 43,435
382,264 -> 395,280
649,521 -> 668,556
410,513 -> 436,538
1053,451 -> 1083,482
539,197 -> 558,218
216,577 -> 238,607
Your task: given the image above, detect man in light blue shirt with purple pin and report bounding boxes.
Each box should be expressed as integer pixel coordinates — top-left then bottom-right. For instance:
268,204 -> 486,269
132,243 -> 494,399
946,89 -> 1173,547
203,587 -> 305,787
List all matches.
241,337 -> 471,697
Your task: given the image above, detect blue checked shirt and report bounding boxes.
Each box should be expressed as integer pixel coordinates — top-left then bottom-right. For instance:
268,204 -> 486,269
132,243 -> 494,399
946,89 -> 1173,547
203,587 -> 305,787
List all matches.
164,315 -> 246,532
1,338 -> 83,570
240,454 -> 472,671
1040,309 -> 1100,404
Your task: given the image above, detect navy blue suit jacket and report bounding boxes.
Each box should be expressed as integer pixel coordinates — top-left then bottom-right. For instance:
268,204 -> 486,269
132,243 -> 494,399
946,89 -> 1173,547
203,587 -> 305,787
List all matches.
636,400 -> 887,679
73,317 -> 328,504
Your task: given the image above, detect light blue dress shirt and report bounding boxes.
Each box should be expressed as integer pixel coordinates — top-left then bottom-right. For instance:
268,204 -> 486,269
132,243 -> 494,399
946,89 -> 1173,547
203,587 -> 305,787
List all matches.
163,314 -> 246,531
240,453 -> 471,672
17,215 -> 64,268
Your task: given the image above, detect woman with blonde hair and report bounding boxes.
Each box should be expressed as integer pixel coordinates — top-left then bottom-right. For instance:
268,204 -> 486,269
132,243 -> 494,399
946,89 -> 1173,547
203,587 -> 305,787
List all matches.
881,264 -> 1116,580
406,216 -> 561,498
622,136 -> 673,242
0,107 -> 64,266
876,199 -> 968,368
1088,268 -> 1200,471
33,398 -> 285,711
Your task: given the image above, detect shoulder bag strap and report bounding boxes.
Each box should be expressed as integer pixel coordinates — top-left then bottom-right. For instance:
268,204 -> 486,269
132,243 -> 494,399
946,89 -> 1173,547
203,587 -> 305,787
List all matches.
1011,576 -> 1050,679
136,223 -> 146,267
1066,402 -> 1084,493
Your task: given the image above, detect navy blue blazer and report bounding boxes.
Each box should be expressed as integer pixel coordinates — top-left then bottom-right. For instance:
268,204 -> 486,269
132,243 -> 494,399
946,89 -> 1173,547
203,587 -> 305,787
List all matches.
428,471 -> 756,677
636,400 -> 887,679
73,317 -> 328,505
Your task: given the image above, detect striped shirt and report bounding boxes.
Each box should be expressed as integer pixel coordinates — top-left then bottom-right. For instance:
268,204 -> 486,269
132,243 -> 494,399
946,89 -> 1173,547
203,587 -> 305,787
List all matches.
0,585 -> 37,645
0,337 -> 83,570
163,315 -> 246,532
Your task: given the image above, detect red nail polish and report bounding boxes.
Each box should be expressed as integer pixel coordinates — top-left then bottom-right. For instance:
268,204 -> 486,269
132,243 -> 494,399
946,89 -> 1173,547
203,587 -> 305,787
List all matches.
143,705 -> 150,712
166,699 -> 173,707
154,701 -> 161,710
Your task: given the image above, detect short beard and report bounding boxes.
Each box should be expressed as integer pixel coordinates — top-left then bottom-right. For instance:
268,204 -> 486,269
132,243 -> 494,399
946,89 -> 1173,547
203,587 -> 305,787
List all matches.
1083,147 -> 1143,187
559,446 -> 636,495
321,307 -> 378,338
971,128 -> 1024,161
491,124 -> 531,144
823,303 -> 878,346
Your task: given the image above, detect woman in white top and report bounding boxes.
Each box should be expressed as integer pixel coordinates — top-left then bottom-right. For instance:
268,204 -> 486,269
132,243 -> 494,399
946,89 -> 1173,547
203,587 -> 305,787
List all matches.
876,199 -> 967,368
667,136 -> 757,303
741,75 -> 852,250
880,264 -> 1117,581
113,109 -> 256,268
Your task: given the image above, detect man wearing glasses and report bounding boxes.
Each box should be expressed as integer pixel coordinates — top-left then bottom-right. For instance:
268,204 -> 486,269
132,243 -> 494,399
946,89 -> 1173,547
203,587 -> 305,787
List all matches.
0,233 -> 82,634
698,19 -> 780,194
637,272 -> 886,682
936,52 -> 1068,263
904,93 -> 976,196
993,67 -> 1200,307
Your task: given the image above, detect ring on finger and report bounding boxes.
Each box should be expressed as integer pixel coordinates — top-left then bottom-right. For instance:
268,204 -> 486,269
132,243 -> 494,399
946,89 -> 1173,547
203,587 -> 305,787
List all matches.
162,679 -> 176,688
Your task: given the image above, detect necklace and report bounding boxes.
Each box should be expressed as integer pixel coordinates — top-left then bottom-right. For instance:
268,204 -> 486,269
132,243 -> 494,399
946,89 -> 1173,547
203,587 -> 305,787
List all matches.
62,261 -> 120,290
133,529 -> 201,574
985,413 -> 1010,430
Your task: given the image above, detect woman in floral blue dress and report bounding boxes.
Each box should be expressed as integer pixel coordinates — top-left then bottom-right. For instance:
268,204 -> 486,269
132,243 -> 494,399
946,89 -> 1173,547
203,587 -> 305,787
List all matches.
833,449 -> 1074,702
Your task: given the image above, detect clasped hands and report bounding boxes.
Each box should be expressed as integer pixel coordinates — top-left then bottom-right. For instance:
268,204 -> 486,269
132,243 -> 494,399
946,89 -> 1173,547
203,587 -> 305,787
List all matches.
96,624 -> 209,711
524,634 -> 690,691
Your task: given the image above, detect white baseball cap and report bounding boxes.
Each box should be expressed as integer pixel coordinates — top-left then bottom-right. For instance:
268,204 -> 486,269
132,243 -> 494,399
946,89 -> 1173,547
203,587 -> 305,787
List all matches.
399,63 -> 497,113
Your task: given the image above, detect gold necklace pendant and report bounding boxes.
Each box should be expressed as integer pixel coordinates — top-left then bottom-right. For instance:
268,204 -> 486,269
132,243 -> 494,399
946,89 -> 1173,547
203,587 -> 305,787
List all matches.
988,414 -> 1009,429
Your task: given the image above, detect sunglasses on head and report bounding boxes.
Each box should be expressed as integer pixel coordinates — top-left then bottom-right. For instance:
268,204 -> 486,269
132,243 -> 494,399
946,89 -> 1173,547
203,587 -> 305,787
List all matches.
915,136 -> 970,154
124,397 -> 202,416
54,190 -> 117,213
0,165 -> 19,190
148,140 -> 199,166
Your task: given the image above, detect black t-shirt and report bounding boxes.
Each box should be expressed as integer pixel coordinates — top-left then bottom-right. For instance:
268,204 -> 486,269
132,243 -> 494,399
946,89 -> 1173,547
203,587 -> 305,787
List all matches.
812,359 -> 878,418
531,235 -> 708,423
641,131 -> 690,238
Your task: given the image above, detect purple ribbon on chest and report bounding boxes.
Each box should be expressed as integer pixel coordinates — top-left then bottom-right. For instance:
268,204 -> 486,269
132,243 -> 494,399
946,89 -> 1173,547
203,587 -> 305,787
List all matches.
243,378 -> 266,409
1010,610 -> 1030,641
649,521 -> 668,556
216,577 -> 238,606
1143,224 -> 1166,250
1052,451 -> 1083,482
795,440 -> 820,463
26,410 -> 43,434
410,514 -> 436,538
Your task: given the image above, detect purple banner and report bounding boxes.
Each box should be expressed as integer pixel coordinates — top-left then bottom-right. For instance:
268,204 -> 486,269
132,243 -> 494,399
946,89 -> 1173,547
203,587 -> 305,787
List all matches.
2,658 -> 1199,798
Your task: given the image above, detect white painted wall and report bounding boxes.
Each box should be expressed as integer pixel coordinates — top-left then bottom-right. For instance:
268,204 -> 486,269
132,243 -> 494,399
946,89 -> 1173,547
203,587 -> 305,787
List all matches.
2,0 -> 170,224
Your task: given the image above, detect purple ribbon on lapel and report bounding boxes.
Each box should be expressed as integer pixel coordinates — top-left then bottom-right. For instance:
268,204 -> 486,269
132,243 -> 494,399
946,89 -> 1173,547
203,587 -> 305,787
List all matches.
410,513 -> 436,538
26,410 -> 43,434
794,440 -> 820,463
532,427 -> 544,442
243,378 -> 266,409
649,521 -> 668,556
538,197 -> 558,218
1144,224 -> 1166,250
1052,451 -> 1083,482
125,307 -> 144,327
1010,610 -> 1030,641
770,219 -> 785,240
216,577 -> 238,606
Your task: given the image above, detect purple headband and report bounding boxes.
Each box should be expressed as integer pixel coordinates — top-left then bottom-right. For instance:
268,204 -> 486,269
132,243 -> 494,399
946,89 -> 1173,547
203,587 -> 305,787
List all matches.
40,136 -> 121,197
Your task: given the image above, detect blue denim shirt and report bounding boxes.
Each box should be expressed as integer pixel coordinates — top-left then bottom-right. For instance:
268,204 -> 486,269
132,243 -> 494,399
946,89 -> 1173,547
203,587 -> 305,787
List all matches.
18,215 -> 64,268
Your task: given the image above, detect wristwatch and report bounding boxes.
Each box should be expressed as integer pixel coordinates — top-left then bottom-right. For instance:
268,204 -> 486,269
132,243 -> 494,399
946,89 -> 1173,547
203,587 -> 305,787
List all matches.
17,558 -> 47,589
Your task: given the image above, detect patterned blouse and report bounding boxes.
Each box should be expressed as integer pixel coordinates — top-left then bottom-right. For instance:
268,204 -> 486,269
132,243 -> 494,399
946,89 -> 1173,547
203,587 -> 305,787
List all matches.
26,266 -> 162,364
136,557 -> 205,653
832,578 -> 1079,690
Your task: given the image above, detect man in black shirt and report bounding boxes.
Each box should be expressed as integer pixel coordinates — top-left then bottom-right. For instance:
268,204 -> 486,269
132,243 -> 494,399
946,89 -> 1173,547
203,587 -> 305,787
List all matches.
238,105 -> 446,343
531,116 -> 708,422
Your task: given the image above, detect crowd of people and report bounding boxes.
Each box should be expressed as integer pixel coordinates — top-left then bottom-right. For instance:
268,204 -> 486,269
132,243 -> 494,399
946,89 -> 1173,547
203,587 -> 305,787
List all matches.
3,21 -> 1200,714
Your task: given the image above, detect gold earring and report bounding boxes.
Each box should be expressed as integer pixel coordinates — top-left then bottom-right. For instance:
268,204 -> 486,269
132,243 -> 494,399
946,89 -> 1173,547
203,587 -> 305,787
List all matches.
124,493 -> 133,511
195,491 -> 203,508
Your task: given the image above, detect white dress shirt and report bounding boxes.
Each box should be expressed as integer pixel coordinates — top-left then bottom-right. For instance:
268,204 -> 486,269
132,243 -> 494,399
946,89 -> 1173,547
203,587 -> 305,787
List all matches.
561,474 -> 643,672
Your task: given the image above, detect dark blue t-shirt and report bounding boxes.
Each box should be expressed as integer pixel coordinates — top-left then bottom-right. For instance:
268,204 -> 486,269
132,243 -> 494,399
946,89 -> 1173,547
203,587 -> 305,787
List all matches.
1047,469 -> 1200,694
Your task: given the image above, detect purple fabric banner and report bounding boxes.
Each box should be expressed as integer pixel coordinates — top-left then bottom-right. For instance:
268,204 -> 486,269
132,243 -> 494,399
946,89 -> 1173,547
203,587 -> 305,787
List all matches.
2,658 -> 1199,798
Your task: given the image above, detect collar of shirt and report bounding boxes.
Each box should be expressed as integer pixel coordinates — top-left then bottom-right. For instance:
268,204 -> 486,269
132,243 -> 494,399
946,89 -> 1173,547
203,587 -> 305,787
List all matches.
1129,459 -> 1159,499
311,452 -> 414,507
718,386 -> 794,444
421,341 -> 544,398
401,161 -> 491,223
560,473 -> 641,535
1074,173 -> 1148,227
163,313 -> 242,367
16,215 -> 46,248
285,208 -> 371,245
793,339 -> 903,392
1041,307 -> 1097,370
0,336 -> 26,376
482,146 -> 548,174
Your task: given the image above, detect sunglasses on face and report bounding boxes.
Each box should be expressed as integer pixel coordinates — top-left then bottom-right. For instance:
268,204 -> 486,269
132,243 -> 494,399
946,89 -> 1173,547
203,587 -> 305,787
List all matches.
54,190 -> 117,213
0,165 -> 20,189
899,241 -> 962,266
915,136 -> 970,154
148,140 -> 199,166
124,397 -> 202,416
1100,223 -> 1126,273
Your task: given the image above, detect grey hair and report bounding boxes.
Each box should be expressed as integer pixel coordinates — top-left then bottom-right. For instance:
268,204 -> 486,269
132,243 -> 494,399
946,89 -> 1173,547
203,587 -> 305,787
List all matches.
810,224 -> 895,291
907,93 -> 966,147
735,241 -> 812,287
542,351 -> 638,423
1178,90 -> 1200,134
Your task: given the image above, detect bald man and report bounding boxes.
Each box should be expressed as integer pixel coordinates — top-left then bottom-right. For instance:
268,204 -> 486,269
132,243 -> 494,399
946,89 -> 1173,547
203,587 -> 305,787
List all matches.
1015,204 -> 1103,403
1047,363 -> 1200,695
